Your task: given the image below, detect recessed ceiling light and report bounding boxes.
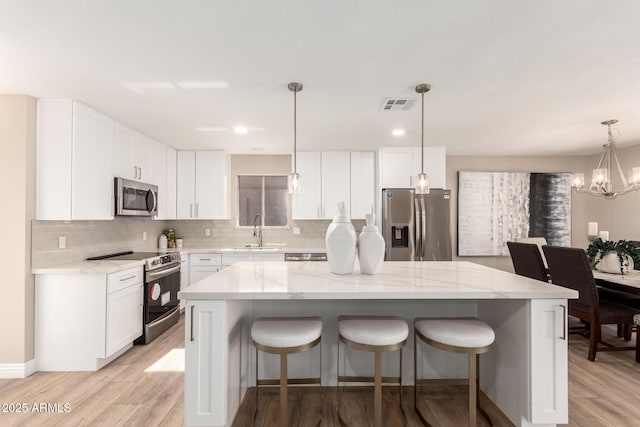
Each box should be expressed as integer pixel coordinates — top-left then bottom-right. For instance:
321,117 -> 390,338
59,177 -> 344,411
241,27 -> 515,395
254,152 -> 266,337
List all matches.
392,129 -> 405,136
176,81 -> 229,89
196,127 -> 229,132
234,126 -> 248,134
123,82 -> 175,94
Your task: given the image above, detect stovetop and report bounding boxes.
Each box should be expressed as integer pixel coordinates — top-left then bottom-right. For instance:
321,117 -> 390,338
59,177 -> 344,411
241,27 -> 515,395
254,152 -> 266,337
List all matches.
87,251 -> 181,270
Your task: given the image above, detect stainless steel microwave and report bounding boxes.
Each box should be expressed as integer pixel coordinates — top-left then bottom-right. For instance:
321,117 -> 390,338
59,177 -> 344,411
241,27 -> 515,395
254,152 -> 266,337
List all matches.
115,177 -> 158,217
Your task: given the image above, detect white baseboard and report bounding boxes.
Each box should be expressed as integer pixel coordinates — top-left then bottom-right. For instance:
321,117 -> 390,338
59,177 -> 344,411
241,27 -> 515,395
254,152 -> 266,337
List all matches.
0,359 -> 37,378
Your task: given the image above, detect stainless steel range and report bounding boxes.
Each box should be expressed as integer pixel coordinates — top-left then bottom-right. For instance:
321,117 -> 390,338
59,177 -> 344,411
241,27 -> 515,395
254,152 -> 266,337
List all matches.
87,251 -> 181,344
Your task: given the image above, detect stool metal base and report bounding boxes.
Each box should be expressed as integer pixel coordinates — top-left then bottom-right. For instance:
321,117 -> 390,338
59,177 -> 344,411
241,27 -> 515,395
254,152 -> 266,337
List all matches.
337,333 -> 407,427
254,336 -> 322,427
414,329 -> 492,427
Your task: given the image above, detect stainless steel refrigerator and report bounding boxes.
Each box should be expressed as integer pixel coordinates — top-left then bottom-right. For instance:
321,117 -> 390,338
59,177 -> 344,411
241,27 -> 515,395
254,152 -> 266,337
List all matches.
382,188 -> 452,261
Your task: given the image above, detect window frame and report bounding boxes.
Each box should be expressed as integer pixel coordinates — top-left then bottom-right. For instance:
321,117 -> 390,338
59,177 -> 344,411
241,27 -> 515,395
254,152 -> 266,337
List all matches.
235,174 -> 290,229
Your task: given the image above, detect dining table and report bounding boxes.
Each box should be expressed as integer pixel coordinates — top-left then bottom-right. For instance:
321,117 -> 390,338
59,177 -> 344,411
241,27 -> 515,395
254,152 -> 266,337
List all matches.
593,270 -> 640,295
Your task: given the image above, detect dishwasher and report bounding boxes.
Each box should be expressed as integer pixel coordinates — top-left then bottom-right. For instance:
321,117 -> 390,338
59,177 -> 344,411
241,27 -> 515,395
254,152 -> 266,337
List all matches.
284,252 -> 327,262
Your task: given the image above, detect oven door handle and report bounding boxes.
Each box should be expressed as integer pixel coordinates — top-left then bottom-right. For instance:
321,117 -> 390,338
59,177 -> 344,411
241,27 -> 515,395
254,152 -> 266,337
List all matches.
146,264 -> 181,281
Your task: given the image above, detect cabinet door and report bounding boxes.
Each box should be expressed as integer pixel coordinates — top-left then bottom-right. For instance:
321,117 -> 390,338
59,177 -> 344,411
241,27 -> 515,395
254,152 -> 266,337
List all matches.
72,102 -> 115,220
321,151 -> 351,219
134,133 -> 155,183
530,299 -> 569,424
185,301 -> 227,426
381,146 -> 414,188
114,123 -> 136,180
412,146 -> 446,189
105,283 -> 143,357
196,151 -> 229,219
350,151 -> 375,219
190,266 -> 221,285
165,146 -> 177,219
176,151 -> 196,219
153,142 -> 167,219
291,151 -> 322,219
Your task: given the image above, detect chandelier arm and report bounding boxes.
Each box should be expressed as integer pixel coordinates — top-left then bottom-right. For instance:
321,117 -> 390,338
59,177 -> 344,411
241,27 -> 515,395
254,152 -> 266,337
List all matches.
611,146 -> 629,188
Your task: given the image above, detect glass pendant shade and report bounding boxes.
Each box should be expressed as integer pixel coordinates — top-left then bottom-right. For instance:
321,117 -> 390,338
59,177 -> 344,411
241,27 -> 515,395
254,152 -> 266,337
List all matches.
415,172 -> 430,194
288,172 -> 301,194
571,173 -> 585,189
592,168 -> 608,186
630,167 -> 640,186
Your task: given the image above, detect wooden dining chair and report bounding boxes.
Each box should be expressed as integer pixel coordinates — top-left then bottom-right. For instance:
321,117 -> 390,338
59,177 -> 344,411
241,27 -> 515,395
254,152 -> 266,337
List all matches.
507,241 -> 549,282
543,245 -> 638,361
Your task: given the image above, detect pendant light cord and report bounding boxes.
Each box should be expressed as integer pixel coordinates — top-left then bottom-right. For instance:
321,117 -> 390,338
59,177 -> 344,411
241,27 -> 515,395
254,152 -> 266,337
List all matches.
421,91 -> 424,173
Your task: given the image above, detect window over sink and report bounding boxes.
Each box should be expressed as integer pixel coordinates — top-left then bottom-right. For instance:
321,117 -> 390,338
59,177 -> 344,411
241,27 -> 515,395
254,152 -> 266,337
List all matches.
237,175 -> 288,227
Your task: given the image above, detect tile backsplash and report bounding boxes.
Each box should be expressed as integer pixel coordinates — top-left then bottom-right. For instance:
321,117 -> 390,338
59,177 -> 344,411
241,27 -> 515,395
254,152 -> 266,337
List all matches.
32,217 -> 366,267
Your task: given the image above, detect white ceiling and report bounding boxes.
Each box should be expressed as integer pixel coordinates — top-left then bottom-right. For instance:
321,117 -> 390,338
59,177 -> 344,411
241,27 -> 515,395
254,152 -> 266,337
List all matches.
1,1 -> 639,156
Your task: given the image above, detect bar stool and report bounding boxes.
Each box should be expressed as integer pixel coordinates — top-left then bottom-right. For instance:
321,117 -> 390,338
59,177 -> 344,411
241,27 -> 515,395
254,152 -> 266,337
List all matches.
251,317 -> 323,427
414,317 -> 495,427
337,315 -> 409,427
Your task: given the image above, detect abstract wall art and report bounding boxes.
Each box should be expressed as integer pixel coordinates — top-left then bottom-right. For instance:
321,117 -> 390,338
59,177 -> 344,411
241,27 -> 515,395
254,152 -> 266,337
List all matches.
457,171 -> 572,256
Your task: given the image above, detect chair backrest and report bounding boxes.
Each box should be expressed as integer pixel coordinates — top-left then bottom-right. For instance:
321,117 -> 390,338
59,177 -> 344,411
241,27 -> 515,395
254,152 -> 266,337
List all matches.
542,245 -> 599,310
514,237 -> 548,268
507,241 -> 549,282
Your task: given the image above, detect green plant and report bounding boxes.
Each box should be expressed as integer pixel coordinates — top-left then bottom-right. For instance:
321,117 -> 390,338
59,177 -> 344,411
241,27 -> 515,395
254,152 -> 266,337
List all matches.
586,238 -> 640,272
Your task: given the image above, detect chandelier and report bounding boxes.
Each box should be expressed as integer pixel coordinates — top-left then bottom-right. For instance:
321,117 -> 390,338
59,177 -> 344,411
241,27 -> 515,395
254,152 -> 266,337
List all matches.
572,120 -> 640,198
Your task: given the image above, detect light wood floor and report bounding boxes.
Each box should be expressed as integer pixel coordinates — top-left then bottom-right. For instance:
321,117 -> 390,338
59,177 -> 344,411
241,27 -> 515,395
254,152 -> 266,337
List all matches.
1,316 -> 639,426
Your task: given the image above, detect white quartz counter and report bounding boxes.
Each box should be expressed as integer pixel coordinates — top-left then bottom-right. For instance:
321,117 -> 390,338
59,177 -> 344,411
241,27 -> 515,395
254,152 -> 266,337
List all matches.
178,261 -> 578,300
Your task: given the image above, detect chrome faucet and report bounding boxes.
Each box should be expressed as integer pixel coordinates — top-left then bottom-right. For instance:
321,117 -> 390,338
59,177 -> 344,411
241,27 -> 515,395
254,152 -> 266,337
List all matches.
253,213 -> 263,247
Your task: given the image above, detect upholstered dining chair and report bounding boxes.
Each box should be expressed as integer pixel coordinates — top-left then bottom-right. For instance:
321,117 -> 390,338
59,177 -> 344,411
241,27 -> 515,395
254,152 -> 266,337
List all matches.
507,241 -> 549,282
514,237 -> 548,268
543,245 -> 638,361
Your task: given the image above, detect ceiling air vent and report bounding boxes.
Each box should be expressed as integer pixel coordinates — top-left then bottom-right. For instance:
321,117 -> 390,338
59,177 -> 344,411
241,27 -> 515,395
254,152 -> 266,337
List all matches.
380,98 -> 416,111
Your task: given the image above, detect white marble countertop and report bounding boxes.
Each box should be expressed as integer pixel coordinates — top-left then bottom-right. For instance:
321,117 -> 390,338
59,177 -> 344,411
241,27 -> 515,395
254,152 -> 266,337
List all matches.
31,246 -> 327,274
178,261 -> 578,300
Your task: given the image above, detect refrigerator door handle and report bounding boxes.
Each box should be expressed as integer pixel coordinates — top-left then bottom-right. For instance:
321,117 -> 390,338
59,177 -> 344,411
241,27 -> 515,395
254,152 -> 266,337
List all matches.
414,198 -> 421,260
420,197 -> 427,259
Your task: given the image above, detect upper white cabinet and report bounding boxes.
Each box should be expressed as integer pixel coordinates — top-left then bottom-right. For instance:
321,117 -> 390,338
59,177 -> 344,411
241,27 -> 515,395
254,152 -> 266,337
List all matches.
114,123 -> 154,183
291,152 -> 322,219
380,146 -> 446,189
37,100 -> 115,220
153,141 -> 167,219
292,151 -> 374,220
176,151 -> 230,219
165,146 -> 177,220
350,151 -> 376,219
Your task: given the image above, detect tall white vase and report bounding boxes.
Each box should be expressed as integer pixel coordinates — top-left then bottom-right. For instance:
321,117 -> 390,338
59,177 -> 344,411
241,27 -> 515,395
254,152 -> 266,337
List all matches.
358,213 -> 385,274
325,201 -> 356,275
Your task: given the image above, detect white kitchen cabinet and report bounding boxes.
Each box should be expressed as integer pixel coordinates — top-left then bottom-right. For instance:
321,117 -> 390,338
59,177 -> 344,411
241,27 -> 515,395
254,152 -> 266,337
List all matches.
106,280 -> 143,357
165,146 -> 177,220
350,151 -> 376,219
380,146 -> 446,190
529,299 -> 568,424
37,100 -> 115,220
35,266 -> 143,371
321,151 -> 351,219
291,152 -> 322,219
291,151 -> 353,220
177,151 -> 230,219
190,253 -> 223,285
114,123 -> 154,183
152,141 -> 167,219
185,300 -> 249,426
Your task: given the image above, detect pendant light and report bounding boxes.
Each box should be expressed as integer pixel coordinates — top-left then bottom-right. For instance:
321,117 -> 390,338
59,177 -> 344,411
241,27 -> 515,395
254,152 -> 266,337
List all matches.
414,83 -> 431,194
571,119 -> 640,198
288,82 -> 303,193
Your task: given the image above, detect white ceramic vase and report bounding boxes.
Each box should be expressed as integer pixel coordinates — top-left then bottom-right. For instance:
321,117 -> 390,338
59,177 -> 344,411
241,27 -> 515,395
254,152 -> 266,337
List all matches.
358,213 -> 385,275
325,201 -> 356,275
595,251 -> 634,274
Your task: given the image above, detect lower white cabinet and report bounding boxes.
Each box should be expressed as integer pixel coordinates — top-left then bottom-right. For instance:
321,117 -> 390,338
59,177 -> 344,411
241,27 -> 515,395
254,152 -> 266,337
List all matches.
35,267 -> 143,371
190,253 -> 223,285
106,282 -> 143,356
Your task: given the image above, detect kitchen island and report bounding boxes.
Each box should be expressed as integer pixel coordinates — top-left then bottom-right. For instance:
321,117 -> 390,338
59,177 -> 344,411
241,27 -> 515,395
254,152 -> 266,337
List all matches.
178,261 -> 577,427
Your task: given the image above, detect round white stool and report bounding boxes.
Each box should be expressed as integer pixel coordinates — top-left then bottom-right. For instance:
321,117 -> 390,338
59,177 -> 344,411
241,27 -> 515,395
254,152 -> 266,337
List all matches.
414,317 -> 495,427
337,315 -> 409,427
251,317 -> 323,427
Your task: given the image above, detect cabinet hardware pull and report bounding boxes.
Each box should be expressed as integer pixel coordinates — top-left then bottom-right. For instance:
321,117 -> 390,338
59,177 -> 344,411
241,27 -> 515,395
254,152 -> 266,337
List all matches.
133,165 -> 137,178
119,275 -> 136,282
138,167 -> 142,179
190,306 -> 195,342
560,305 -> 566,340
195,203 -> 199,218
199,258 -> 211,261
